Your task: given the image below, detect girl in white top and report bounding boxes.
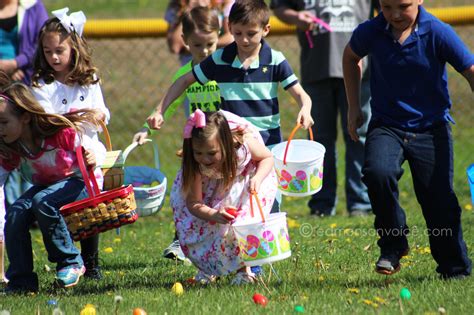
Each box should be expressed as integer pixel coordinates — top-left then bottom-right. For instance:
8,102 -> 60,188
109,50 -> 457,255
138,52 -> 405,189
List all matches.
30,8 -> 110,281
31,8 -> 110,168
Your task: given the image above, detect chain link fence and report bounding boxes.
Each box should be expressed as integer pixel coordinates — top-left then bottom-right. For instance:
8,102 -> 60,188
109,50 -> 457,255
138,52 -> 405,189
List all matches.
88,18 -> 474,206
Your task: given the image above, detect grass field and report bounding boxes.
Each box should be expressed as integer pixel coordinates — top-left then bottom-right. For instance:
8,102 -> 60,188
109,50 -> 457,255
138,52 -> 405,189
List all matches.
1,1 -> 474,314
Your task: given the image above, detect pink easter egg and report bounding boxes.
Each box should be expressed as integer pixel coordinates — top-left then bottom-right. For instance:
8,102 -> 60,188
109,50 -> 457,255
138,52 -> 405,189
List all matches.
296,170 -> 306,181
281,170 -> 292,181
262,230 -> 274,241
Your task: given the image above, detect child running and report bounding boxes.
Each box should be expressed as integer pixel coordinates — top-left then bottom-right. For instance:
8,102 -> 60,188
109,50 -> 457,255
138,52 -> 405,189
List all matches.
343,0 -> 473,278
0,71 -> 101,293
30,8 -> 110,280
171,109 -> 277,284
147,0 -> 313,146
134,5 -> 222,144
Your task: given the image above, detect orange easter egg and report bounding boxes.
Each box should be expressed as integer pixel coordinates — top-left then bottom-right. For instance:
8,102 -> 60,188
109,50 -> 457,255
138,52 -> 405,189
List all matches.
133,308 -> 147,315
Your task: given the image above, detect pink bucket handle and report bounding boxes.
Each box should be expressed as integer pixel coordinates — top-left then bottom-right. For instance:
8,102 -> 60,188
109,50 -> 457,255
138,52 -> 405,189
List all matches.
283,124 -> 314,165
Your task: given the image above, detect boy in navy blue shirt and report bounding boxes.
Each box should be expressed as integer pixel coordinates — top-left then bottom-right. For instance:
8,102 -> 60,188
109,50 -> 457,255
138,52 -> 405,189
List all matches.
343,0 -> 473,279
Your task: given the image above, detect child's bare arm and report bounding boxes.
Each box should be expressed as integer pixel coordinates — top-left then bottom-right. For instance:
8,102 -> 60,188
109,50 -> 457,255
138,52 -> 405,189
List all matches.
342,43 -> 364,142
245,134 -> 274,193
147,72 -> 196,130
273,6 -> 315,31
185,173 -> 233,224
287,83 -> 313,129
461,65 -> 474,92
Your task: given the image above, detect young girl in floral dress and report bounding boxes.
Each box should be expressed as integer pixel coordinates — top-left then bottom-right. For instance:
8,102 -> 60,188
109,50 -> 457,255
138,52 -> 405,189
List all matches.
171,110 -> 277,284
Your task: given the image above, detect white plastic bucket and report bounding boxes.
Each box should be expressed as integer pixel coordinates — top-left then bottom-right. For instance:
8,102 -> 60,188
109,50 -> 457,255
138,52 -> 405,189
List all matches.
233,212 -> 291,267
271,125 -> 325,197
123,140 -> 167,217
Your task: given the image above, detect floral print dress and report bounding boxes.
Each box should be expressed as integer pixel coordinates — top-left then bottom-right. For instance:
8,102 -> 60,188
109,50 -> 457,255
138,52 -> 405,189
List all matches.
171,111 -> 277,276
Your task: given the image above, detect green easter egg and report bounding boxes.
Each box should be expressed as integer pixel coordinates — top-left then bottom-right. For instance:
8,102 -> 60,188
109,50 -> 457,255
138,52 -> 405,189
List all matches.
295,305 -> 305,313
400,288 -> 411,300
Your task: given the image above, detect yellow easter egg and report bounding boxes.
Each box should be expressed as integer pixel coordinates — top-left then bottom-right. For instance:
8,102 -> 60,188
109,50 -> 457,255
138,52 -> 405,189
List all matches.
171,282 -> 184,296
310,176 -> 321,190
80,304 -> 96,315
151,181 -> 160,186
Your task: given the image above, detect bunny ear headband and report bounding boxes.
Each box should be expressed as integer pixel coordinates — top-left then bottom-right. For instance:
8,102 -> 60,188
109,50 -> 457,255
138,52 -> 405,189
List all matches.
183,109 -> 206,139
51,7 -> 87,37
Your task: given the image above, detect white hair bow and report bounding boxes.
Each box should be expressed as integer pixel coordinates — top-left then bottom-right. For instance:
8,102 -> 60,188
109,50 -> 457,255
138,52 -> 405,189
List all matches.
51,7 -> 87,37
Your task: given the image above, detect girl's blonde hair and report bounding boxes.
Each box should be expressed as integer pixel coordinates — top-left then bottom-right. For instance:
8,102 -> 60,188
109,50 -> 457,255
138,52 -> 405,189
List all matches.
32,17 -> 99,87
181,111 -> 244,196
0,71 -> 100,159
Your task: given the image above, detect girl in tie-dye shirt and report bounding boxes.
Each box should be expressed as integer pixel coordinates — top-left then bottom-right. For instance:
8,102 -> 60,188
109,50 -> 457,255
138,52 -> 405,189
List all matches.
0,72 -> 101,293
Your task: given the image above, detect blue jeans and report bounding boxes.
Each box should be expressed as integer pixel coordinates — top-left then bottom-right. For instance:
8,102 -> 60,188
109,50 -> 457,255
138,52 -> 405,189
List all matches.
363,122 -> 471,277
4,178 -> 87,290
304,78 -> 371,215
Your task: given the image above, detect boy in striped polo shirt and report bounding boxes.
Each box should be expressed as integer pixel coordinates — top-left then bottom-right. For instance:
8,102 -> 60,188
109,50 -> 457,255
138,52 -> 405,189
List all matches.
147,0 -> 313,146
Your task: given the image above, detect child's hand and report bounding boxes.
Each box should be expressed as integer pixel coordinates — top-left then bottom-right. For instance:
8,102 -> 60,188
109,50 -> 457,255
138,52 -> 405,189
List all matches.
347,106 -> 363,142
83,149 -> 97,168
296,11 -> 316,31
11,69 -> 25,82
133,127 -> 149,145
211,208 -> 234,224
249,176 -> 263,194
147,111 -> 164,130
297,107 -> 314,129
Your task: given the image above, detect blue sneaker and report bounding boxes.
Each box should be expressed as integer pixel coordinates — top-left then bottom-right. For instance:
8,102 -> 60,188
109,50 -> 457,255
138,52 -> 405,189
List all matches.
56,265 -> 86,288
251,266 -> 264,277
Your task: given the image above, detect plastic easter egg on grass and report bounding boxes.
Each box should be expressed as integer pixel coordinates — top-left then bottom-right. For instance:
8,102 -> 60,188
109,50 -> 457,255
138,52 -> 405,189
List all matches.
400,288 -> 411,300
252,293 -> 268,306
132,308 -> 147,315
171,282 -> 184,296
295,305 -> 305,313
47,300 -> 57,306
80,304 -> 96,315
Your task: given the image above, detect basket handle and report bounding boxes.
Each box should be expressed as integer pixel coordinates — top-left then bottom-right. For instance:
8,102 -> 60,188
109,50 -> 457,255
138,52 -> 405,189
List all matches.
249,191 -> 266,223
98,119 -> 112,151
122,140 -> 160,169
75,146 -> 101,198
283,123 -> 314,165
